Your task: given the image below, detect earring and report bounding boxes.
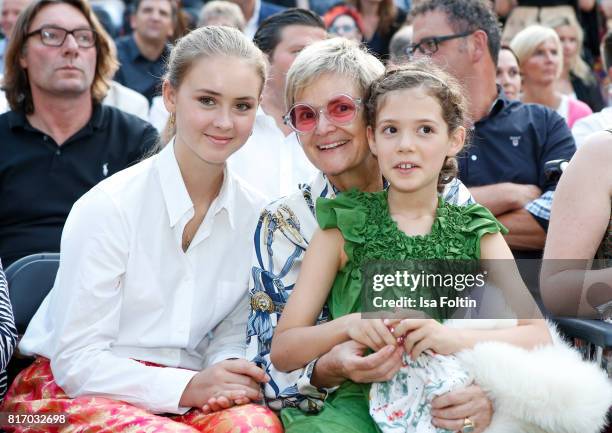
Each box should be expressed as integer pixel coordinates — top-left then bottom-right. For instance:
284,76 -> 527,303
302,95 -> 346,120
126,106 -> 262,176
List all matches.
169,112 -> 176,127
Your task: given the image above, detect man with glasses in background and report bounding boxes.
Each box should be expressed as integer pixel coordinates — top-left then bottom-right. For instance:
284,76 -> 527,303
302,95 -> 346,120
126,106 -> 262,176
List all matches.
409,0 -> 576,261
0,0 -> 158,267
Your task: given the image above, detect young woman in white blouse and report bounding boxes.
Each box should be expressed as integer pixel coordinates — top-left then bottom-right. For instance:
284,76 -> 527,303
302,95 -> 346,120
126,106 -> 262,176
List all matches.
2,26 -> 283,433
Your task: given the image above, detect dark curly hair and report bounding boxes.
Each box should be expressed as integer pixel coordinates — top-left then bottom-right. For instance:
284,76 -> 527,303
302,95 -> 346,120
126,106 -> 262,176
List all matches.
365,60 -> 469,192
410,0 -> 501,64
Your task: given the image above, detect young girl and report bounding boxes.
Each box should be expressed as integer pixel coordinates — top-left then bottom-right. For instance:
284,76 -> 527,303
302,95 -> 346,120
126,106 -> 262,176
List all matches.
270,62 -> 553,433
2,26 -> 282,432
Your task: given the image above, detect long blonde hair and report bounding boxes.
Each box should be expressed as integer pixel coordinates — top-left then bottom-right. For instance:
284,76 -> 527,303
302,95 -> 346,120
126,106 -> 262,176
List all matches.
547,15 -> 594,84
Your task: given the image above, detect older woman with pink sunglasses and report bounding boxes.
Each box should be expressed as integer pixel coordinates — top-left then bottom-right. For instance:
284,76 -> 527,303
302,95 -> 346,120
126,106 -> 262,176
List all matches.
244,37 -> 493,433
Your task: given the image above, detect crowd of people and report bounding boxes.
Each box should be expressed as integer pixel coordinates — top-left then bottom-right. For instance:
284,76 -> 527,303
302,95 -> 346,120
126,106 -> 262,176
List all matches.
0,0 -> 611,432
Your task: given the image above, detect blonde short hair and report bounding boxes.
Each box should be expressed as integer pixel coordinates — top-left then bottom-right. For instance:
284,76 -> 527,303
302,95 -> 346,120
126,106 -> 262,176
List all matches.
198,1 -> 245,30
510,24 -> 563,79
284,38 -> 384,111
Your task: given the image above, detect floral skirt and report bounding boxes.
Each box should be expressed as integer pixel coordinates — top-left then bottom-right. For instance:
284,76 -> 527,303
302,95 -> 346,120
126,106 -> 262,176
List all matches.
1,357 -> 283,433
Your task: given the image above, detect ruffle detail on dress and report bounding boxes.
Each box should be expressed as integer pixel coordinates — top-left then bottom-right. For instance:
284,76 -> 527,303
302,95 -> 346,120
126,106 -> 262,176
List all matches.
315,189 -> 508,319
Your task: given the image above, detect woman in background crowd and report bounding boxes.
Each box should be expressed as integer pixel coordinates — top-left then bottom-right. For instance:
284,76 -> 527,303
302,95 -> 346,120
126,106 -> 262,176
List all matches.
550,15 -> 605,112
199,0 -> 246,30
511,25 -> 592,128
348,0 -> 407,60
323,4 -> 364,44
496,45 -> 522,100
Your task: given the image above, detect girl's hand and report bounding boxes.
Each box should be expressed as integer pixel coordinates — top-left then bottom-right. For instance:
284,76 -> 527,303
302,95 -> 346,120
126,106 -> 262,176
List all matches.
201,390 -> 252,414
346,314 -> 399,351
392,319 -> 465,359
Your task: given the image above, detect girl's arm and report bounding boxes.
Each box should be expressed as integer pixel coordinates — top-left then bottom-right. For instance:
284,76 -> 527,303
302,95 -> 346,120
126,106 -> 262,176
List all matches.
470,231 -> 551,349
541,131 -> 612,317
393,231 -> 551,359
270,228 -> 397,372
271,227 -> 346,372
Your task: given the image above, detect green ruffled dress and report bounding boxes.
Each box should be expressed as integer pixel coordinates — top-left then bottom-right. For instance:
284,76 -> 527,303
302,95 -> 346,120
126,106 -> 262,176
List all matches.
281,189 -> 507,433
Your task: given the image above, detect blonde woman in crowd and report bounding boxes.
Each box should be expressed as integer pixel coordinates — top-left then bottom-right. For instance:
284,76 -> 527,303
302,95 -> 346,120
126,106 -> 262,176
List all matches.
199,1 -> 246,30
511,25 -> 592,128
550,14 -> 605,112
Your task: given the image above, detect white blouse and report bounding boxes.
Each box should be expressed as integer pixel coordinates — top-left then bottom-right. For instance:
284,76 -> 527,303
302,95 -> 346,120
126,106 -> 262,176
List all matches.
228,107 -> 318,201
19,141 -> 266,414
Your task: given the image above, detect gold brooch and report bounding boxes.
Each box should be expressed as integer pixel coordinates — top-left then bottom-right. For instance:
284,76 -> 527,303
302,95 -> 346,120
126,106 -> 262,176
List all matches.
251,291 -> 275,313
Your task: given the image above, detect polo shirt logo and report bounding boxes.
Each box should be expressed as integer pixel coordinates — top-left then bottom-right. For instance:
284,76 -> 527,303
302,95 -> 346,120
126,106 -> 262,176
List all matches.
102,163 -> 109,177
510,136 -> 521,147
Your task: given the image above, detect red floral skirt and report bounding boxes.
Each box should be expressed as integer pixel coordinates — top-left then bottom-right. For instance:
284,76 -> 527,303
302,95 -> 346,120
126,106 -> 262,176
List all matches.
1,357 -> 283,433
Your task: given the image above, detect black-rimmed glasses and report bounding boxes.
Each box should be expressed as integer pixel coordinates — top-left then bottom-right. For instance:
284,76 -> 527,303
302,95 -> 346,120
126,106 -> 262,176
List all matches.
407,30 -> 475,57
26,25 -> 97,48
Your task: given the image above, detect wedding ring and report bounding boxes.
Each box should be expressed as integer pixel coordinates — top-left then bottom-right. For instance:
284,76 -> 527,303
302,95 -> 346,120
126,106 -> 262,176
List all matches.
462,417 -> 475,433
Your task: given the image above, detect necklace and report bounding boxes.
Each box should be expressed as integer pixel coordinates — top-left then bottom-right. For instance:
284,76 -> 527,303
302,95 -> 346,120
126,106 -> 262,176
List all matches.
183,233 -> 192,250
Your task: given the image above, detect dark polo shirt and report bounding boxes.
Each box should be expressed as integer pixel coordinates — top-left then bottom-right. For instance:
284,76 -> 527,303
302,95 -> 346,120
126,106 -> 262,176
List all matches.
458,89 -> 576,259
0,104 -> 159,267
459,90 -> 576,209
113,35 -> 170,104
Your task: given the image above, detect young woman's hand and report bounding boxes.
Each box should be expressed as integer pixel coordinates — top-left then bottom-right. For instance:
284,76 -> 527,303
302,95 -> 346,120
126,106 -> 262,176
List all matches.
346,314 -> 399,351
179,359 -> 268,410
391,319 -> 465,359
201,391 -> 252,414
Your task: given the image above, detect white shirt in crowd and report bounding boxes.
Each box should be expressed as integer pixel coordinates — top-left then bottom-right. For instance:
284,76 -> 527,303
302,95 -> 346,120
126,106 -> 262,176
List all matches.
0,80 -> 149,121
228,106 -> 318,201
104,81 -> 150,121
243,0 -> 262,40
19,140 -> 267,414
149,95 -> 170,132
571,106 -> 612,147
149,101 -> 318,201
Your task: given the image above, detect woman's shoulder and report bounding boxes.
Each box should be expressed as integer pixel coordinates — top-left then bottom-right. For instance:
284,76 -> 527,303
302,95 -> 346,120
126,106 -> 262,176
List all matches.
316,189 -> 386,228
567,97 -> 593,116
319,188 -> 386,207
227,171 -> 268,216
576,130 -> 612,166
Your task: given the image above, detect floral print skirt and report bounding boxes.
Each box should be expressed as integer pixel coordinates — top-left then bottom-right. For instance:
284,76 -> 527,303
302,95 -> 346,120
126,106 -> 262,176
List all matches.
1,357 -> 283,433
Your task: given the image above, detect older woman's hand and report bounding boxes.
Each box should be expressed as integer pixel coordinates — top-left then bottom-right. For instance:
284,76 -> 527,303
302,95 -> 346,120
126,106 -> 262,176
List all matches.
430,384 -> 493,433
311,340 -> 404,387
